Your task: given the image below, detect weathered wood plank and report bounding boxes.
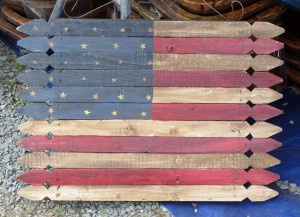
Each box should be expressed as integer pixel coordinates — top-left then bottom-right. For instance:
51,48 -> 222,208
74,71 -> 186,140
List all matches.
19,103 -> 282,121
152,54 -> 283,71
18,87 -> 153,103
18,120 -> 282,138
18,87 -> 282,104
17,169 -> 279,185
19,103 -> 152,120
16,53 -> 283,71
18,152 -> 280,169
17,185 -> 279,201
17,19 -> 284,38
18,70 -> 283,88
17,36 -> 283,54
17,136 -> 282,153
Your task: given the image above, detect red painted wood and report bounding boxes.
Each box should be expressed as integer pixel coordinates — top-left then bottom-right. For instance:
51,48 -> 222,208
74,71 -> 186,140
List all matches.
153,70 -> 282,88
152,104 -> 282,121
17,169 -> 279,186
18,136 -> 281,153
154,38 -> 283,54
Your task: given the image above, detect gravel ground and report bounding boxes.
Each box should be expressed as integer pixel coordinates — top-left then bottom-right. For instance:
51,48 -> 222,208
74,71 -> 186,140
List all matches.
0,39 -> 173,217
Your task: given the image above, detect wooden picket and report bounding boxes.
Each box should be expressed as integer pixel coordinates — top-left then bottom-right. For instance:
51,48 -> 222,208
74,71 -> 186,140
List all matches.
18,120 -> 282,138
18,185 -> 278,201
18,152 -> 279,169
18,169 -> 279,185
18,70 -> 283,88
17,53 -> 283,71
18,136 -> 282,153
17,19 -> 284,38
19,103 -> 282,120
16,19 -> 284,202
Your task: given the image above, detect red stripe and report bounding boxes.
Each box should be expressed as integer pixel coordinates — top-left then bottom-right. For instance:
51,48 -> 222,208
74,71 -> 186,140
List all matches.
17,136 -> 281,153
17,169 -> 279,186
153,70 -> 282,88
154,38 -> 283,54
152,104 -> 282,121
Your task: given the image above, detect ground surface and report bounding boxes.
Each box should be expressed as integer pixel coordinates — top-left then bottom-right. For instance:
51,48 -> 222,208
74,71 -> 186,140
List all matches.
0,39 -> 173,217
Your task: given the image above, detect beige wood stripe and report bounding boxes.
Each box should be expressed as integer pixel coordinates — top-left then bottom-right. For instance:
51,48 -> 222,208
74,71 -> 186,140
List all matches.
18,121 -> 282,138
153,88 -> 282,104
18,185 -> 278,201
154,21 -> 284,38
152,54 -> 283,71
18,152 -> 280,169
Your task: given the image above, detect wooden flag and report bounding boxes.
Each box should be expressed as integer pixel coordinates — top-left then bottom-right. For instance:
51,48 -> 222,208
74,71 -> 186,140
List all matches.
18,87 -> 282,104
17,169 -> 279,185
18,103 -> 282,120
16,53 -> 283,71
17,185 -> 278,201
17,136 -> 282,154
18,152 -> 280,169
18,120 -> 282,138
17,19 -> 284,38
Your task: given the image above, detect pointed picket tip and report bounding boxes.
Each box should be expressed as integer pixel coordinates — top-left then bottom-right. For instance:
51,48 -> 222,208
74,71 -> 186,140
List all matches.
254,39 -> 284,54
18,121 -> 50,135
252,22 -> 285,38
17,136 -> 50,151
17,36 -> 49,52
250,154 -> 280,169
252,105 -> 282,120
247,169 -> 280,185
18,186 -> 48,201
17,70 -> 49,86
17,53 -> 49,69
250,138 -> 282,153
252,72 -> 283,88
252,55 -> 284,71
251,122 -> 282,138
247,185 -> 278,201
17,19 -> 50,36
18,152 -> 49,168
17,170 -> 48,185
250,88 -> 283,104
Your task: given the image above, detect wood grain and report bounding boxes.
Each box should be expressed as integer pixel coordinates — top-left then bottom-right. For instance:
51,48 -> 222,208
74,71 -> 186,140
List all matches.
17,136 -> 282,154
18,87 -> 282,104
152,54 -> 284,71
17,169 -> 279,185
18,36 -> 283,54
17,19 -> 284,38
19,103 -> 282,121
18,120 -> 282,138
18,152 -> 280,169
17,185 -> 278,201
18,70 -> 283,88
1,5 -> 30,26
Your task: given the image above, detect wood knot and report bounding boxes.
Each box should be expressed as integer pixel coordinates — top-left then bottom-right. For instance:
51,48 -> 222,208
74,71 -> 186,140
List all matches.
167,44 -> 176,53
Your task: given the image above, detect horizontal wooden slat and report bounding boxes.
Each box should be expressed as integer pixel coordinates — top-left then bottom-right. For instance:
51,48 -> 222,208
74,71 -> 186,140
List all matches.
16,53 -> 283,71
18,152 -> 280,169
17,169 -> 279,185
17,185 -> 278,201
17,136 -> 282,153
19,103 -> 282,121
18,120 -> 282,138
17,19 -> 284,38
17,37 -> 283,54
18,87 -> 282,104
17,70 -> 283,88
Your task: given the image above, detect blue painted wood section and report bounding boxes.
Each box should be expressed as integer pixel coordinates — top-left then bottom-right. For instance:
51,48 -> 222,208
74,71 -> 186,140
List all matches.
18,70 -> 153,87
19,103 -> 152,120
17,19 -> 154,37
18,36 -> 154,53
18,86 -> 153,103
16,53 -> 153,70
